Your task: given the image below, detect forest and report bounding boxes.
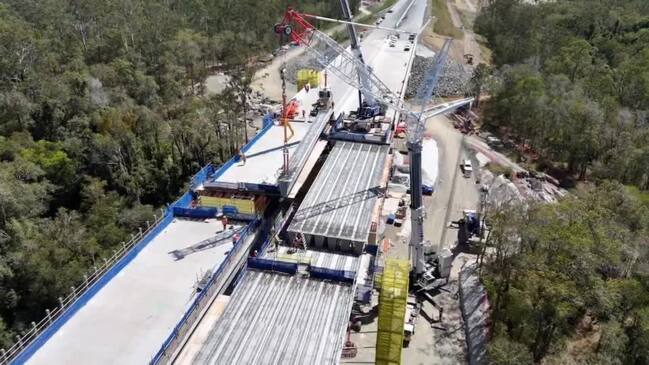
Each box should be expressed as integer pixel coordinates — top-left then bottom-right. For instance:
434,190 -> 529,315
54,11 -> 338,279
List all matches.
0,0 -> 358,347
475,0 -> 649,187
474,0 -> 649,364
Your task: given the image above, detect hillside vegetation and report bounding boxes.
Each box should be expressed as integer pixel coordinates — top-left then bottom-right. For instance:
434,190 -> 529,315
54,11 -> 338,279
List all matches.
476,0 -> 649,187
474,1 -> 649,364
0,0 -> 357,348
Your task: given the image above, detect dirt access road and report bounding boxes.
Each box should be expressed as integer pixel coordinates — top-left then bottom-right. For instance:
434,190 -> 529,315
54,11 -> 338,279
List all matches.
423,0 -> 489,65
398,112 -> 480,365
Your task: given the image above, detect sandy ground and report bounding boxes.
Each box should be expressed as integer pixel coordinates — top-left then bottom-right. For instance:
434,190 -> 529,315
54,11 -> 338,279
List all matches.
345,113 -> 480,365
250,47 -> 304,102
423,0 -> 490,65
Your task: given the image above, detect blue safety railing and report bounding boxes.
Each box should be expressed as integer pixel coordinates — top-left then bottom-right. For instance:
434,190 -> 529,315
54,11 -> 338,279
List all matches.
149,219 -> 261,365
172,206 -> 219,219
309,266 -> 356,284
247,257 -> 298,275
4,164 -> 215,365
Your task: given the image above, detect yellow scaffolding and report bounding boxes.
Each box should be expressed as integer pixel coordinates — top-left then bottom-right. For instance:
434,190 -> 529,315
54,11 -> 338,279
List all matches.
375,259 -> 410,365
296,69 -> 320,90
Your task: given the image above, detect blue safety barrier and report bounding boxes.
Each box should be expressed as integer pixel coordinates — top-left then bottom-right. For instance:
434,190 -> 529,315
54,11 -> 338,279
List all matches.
189,163 -> 215,190
172,207 -> 219,219
262,113 -> 275,128
309,266 -> 355,284
247,257 -> 297,275
150,219 -> 261,365
11,164 -> 216,365
365,244 -> 379,256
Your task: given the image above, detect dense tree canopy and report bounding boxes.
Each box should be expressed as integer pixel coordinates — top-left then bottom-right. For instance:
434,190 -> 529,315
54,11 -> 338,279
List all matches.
0,0 -> 357,348
475,0 -> 649,187
474,1 -> 649,363
482,183 -> 649,364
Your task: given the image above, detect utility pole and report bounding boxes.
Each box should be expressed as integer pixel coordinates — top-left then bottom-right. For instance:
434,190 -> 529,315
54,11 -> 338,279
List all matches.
281,66 -> 289,176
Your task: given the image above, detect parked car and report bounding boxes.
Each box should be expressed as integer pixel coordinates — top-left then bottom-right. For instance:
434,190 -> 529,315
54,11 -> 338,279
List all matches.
461,159 -> 473,178
486,136 -> 504,149
422,184 -> 433,195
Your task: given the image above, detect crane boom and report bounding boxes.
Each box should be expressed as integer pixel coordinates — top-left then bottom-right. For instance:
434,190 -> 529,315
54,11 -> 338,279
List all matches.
338,0 -> 372,107
302,13 -> 413,34
274,6 -> 473,277
275,7 -> 409,115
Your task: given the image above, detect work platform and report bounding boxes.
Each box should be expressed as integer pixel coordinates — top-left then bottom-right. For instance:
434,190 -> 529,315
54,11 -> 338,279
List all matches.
25,219 -> 237,365
202,122 -> 310,194
201,89 -> 331,196
187,270 -> 354,365
288,141 -> 390,254
265,245 -> 361,272
278,107 -> 333,197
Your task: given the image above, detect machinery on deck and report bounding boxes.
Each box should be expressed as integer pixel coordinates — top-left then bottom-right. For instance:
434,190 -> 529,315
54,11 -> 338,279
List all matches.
274,5 -> 473,278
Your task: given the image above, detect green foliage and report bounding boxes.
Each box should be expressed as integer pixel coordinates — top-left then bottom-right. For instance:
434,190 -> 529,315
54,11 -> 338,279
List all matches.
487,336 -> 534,365
475,0 -> 649,187
483,183 -> 649,363
486,163 -> 513,179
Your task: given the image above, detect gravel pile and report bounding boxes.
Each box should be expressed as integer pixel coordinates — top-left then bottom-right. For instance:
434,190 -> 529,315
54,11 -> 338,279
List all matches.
405,55 -> 473,98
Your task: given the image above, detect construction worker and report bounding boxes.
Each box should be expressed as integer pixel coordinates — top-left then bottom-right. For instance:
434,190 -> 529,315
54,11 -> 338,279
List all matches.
221,215 -> 228,228
239,148 -> 246,166
232,232 -> 240,245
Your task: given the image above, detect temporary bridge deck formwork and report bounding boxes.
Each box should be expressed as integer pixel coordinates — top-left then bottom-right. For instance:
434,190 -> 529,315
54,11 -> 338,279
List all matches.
288,141 -> 390,255
189,270 -> 354,365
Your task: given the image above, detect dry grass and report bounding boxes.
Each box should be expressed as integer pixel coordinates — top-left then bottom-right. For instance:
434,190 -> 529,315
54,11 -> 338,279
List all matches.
430,0 -> 463,39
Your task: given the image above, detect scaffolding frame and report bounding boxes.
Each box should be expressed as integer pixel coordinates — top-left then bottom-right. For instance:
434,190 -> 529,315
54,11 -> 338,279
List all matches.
375,259 -> 410,365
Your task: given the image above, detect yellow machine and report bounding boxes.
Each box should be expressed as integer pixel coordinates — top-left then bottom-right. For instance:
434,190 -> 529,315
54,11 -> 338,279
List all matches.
376,259 -> 410,365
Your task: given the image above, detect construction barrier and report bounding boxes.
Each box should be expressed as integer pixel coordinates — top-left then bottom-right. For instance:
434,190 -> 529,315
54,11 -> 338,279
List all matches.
375,259 -> 409,365
262,113 -> 275,128
247,257 -> 297,275
150,219 -> 261,365
172,207 -> 219,219
309,266 -> 355,284
190,164 -> 215,190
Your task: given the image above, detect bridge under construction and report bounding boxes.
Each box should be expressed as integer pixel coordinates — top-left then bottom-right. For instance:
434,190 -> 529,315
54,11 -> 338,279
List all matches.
4,0 -> 474,364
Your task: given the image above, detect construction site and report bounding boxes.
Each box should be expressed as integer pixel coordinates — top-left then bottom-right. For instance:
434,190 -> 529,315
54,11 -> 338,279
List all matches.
4,0 -> 508,364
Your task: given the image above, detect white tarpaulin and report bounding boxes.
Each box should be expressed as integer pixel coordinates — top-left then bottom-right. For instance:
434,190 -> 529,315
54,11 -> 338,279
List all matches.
421,138 -> 439,187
